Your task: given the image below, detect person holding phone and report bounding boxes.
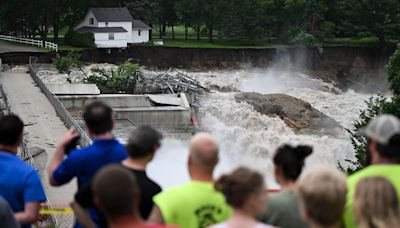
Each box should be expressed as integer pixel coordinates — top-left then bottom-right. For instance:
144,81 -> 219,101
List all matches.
48,101 -> 127,228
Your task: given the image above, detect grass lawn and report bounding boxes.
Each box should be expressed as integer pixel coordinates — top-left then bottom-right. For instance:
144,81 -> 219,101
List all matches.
323,37 -> 380,46
155,36 -> 383,49
161,38 -> 290,49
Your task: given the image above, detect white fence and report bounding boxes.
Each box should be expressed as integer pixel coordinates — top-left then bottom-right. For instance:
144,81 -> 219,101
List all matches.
0,35 -> 58,52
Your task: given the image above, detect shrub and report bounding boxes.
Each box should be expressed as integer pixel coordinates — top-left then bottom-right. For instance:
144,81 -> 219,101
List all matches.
85,59 -> 140,93
388,48 -> 400,95
319,21 -> 336,38
290,30 -> 322,50
64,30 -> 95,48
53,52 -> 83,74
342,48 -> 400,173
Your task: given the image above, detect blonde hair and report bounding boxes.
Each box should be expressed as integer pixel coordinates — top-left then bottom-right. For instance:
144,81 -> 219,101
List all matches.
297,166 -> 347,227
354,177 -> 400,228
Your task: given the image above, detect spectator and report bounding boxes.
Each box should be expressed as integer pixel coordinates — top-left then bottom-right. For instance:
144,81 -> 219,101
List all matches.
0,114 -> 46,228
149,133 -> 231,228
74,125 -> 163,226
344,114 -> 400,228
91,164 -> 175,228
0,196 -> 20,228
211,167 -> 273,228
353,177 -> 400,228
297,166 -> 347,228
258,144 -> 312,228
48,101 -> 127,227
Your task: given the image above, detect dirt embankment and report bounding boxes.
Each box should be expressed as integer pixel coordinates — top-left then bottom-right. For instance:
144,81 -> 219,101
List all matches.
78,45 -> 394,92
1,45 -> 395,92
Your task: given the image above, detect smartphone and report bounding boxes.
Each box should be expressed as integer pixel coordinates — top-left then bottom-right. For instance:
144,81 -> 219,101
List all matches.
64,131 -> 81,155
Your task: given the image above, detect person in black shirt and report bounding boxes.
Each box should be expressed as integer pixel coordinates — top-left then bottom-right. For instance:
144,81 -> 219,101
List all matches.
74,126 -> 163,227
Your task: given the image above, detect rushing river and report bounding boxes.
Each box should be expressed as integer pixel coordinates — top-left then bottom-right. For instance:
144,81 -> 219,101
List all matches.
146,67 -> 375,189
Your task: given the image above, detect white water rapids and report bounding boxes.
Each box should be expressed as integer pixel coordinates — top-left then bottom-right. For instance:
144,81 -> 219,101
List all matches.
146,67 -> 375,189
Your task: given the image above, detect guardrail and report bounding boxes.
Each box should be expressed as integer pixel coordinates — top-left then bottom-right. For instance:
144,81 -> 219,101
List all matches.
0,35 -> 58,52
29,57 -> 91,147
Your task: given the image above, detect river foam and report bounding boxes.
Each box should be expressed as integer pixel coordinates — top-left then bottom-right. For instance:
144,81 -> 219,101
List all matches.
147,68 -> 374,189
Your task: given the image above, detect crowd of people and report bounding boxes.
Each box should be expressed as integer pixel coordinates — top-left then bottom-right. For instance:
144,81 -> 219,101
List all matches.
0,101 -> 399,228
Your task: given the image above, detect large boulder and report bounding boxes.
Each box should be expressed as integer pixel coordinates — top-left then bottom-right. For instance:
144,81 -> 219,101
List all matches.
235,92 -> 343,136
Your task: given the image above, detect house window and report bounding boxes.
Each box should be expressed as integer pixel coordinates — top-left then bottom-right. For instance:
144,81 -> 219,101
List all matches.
109,33 -> 114,40
105,22 -> 108,27
138,30 -> 141,36
89,18 -> 94,25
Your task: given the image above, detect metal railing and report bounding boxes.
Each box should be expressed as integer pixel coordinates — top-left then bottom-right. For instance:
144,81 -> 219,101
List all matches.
0,79 -> 58,226
29,57 -> 91,147
0,35 -> 58,52
29,57 -> 89,227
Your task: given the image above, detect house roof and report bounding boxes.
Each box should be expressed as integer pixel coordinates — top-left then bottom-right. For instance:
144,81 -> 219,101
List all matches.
76,26 -> 128,33
89,7 -> 133,22
132,19 -> 151,29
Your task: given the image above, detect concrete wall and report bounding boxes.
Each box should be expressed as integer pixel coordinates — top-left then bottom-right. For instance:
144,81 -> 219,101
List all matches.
132,29 -> 150,43
58,94 -> 152,108
57,94 -> 192,129
114,107 -> 191,129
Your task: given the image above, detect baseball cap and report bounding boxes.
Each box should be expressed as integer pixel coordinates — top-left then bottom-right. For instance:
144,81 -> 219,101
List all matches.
359,114 -> 400,145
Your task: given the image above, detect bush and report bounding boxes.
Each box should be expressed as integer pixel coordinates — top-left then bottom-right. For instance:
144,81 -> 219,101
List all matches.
64,30 -> 95,48
290,30 -> 322,49
319,21 -> 336,38
388,48 -> 400,95
342,47 -> 400,173
85,59 -> 140,93
53,52 -> 83,74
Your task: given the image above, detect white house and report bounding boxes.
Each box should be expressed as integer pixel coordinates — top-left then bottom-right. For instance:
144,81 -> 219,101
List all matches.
74,7 -> 151,48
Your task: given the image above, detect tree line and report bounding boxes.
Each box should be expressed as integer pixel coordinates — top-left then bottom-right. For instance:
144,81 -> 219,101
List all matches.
0,0 -> 400,44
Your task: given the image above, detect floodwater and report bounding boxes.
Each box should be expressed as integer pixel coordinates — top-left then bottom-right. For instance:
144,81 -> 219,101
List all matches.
145,68 -> 377,189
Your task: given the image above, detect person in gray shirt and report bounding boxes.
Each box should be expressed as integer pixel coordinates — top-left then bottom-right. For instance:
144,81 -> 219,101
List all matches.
0,197 -> 20,228
258,144 -> 312,228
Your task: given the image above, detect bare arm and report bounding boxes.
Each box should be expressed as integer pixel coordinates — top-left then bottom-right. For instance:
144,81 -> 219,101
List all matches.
48,128 -> 79,186
148,205 -> 165,224
14,202 -> 40,225
70,201 -> 96,228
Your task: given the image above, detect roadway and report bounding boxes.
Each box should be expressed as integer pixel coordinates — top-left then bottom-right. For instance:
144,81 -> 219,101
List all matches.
0,41 -> 44,53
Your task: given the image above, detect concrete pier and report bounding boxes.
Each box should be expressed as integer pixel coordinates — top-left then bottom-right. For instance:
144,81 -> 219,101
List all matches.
0,70 -> 76,226
58,94 -> 192,130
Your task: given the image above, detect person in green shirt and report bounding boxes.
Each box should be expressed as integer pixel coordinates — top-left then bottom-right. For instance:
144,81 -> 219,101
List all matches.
149,133 -> 231,228
257,144 -> 312,228
344,114 -> 400,228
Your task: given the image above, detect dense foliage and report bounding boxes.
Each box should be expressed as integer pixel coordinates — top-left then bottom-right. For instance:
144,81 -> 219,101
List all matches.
343,48 -> 400,173
85,60 -> 140,93
64,30 -> 95,48
53,52 -> 83,74
1,0 -> 400,44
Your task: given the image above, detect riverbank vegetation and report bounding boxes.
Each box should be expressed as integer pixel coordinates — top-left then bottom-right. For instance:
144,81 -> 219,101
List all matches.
0,0 -> 399,48
343,47 -> 400,174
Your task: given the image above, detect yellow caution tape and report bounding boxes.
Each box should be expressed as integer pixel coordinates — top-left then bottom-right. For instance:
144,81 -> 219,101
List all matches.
40,208 -> 74,215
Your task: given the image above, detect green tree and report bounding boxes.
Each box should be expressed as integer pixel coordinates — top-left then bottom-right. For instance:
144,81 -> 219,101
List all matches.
343,48 -> 400,173
338,0 -> 400,43
219,0 -> 265,43
124,0 -> 161,40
